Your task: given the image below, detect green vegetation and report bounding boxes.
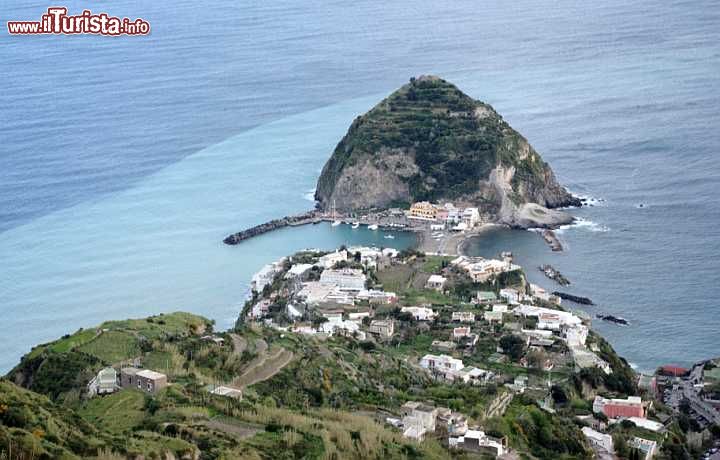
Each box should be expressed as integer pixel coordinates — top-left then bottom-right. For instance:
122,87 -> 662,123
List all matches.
77,390 -> 146,433
78,330 -> 140,364
484,397 -> 592,460
1,250 -> 703,460
315,75 -> 571,211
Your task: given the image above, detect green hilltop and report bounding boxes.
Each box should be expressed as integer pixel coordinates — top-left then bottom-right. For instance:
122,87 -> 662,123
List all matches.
315,76 -> 579,225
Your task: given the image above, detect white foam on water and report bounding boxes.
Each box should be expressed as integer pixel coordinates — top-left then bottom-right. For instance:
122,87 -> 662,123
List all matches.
303,188 -> 317,202
565,190 -> 607,209
556,217 -> 610,234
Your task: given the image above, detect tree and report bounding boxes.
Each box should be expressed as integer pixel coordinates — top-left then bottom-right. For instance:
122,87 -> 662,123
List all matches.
526,349 -> 548,370
499,335 -> 526,361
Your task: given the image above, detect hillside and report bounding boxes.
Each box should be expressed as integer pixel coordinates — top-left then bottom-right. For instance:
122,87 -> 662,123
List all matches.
315,76 -> 580,227
1,250 -> 707,459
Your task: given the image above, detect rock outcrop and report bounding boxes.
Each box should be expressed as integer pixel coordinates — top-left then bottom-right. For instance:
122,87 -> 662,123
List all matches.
315,76 -> 579,227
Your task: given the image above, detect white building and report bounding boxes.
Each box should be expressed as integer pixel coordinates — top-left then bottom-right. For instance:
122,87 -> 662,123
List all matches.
499,288 -> 520,305
426,274 -> 447,291
449,430 -> 505,456
513,304 -> 583,328
250,298 -> 272,319
317,250 -> 347,269
401,306 -> 437,321
451,256 -> 521,282
530,283 -> 551,302
286,303 -> 304,319
285,263 -> 314,279
251,258 -> 286,293
622,417 -> 664,433
319,268 -> 367,292
355,289 -> 397,304
452,311 -> 476,323
402,404 -> 438,440
461,208 -> 480,227
88,367 -> 118,397
420,354 -> 464,373
484,311 -> 504,323
368,320 -> 395,339
453,326 -> 473,340
420,354 -> 491,384
320,317 -> 365,339
630,437 -> 657,460
582,427 -> 614,454
492,304 -> 508,313
296,282 -> 337,305
564,325 -> 589,347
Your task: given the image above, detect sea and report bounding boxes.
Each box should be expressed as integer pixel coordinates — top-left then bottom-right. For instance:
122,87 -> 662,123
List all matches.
1,0 -> 718,373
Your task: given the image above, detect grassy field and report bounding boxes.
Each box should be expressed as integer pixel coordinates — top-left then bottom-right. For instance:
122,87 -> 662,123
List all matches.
101,312 -> 210,339
78,330 -> 140,364
421,255 -> 453,274
376,263 -> 416,292
78,389 -> 147,433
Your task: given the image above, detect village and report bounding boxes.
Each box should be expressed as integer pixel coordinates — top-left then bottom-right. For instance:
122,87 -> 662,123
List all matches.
50,238 -> 720,459
7,238 -> 718,459
236,240 -> 702,459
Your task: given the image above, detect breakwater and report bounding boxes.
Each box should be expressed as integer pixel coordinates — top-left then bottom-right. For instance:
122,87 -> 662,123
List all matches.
539,264 -> 570,286
542,230 -> 563,251
223,211 -> 321,245
552,291 -> 594,305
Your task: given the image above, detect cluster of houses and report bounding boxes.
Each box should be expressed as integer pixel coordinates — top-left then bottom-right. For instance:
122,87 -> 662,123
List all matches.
387,401 -> 505,456
512,303 -> 611,374
87,366 -> 168,397
407,202 -> 481,232
581,395 -> 659,459
248,247 -> 404,339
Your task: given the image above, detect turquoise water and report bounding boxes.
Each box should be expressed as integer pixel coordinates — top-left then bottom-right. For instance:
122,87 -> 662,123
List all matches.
0,98 -> 415,371
1,0 -> 718,372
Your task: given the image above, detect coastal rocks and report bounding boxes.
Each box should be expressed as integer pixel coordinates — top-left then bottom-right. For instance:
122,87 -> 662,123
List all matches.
552,291 -> 594,305
596,314 -> 629,325
542,229 -> 563,251
539,264 -> 570,286
223,211 -> 318,245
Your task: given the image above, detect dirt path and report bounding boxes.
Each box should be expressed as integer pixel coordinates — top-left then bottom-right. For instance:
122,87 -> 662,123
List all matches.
252,338 -> 267,354
232,346 -> 294,388
200,418 -> 262,439
230,333 -> 247,355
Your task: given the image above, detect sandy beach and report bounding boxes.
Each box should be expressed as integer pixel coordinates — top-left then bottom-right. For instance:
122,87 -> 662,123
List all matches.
418,223 -> 504,256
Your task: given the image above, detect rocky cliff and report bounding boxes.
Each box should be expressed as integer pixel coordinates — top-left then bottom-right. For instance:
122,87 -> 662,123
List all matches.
315,76 -> 580,227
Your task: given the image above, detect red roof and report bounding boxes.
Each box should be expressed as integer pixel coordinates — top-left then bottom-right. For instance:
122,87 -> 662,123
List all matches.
660,365 -> 688,377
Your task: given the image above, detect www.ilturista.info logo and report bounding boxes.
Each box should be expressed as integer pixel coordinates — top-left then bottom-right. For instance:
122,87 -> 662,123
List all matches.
7,7 -> 150,36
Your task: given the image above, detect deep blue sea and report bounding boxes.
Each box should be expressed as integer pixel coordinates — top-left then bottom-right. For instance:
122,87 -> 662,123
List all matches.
1,0 -> 718,373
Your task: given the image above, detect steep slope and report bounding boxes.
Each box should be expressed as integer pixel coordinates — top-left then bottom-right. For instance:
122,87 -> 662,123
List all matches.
315,76 -> 579,227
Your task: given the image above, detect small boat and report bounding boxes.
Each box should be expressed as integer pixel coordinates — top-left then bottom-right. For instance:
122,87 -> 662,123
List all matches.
331,220 -> 341,227
384,234 -> 395,239
368,224 -> 379,230
351,222 -> 360,229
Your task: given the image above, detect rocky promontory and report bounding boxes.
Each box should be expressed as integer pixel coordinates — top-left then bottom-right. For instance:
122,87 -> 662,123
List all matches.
314,76 -> 579,228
